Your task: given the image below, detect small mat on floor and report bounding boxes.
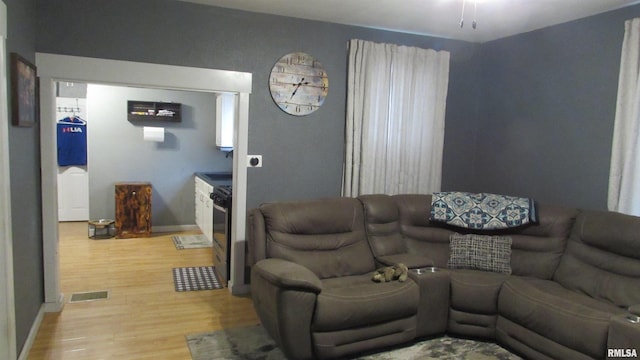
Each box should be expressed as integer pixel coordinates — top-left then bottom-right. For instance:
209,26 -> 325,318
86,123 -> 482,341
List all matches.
172,234 -> 212,249
186,324 -> 521,360
173,266 -> 223,292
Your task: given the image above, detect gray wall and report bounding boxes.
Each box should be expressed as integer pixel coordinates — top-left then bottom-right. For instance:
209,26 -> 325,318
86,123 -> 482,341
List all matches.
5,0 -> 44,354
86,84 -> 229,226
473,5 -> 640,210
35,0 -> 640,210
35,0 -> 480,210
13,0 -> 640,353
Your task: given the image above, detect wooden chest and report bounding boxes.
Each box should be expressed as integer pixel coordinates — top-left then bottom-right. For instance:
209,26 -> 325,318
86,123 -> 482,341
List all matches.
115,182 -> 152,238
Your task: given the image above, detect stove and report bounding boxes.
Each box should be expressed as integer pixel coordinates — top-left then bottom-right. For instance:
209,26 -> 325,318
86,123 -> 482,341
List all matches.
200,173 -> 232,286
210,184 -> 232,209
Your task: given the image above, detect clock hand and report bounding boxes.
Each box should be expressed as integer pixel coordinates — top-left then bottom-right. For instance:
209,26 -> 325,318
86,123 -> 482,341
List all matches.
291,78 -> 304,99
290,78 -> 310,99
291,86 -> 301,99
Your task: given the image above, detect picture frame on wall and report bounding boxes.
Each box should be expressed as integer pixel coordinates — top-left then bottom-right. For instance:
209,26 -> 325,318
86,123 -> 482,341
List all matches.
11,53 -> 38,127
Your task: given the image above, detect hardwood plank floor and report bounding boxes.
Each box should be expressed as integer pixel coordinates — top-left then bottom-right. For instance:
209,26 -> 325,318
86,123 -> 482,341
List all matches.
28,222 -> 259,360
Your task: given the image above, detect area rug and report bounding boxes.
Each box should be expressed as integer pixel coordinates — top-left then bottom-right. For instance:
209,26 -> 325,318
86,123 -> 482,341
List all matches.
172,234 -> 212,249
172,266 -> 223,292
186,324 -> 522,360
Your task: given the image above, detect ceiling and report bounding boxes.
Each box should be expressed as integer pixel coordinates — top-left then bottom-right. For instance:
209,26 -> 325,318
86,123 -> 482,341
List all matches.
178,0 -> 640,43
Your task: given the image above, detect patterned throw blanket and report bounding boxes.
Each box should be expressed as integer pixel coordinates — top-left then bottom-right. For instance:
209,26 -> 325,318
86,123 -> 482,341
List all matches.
430,192 -> 537,230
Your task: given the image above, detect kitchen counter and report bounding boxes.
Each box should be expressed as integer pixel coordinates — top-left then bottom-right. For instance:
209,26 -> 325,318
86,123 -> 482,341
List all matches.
195,172 -> 232,187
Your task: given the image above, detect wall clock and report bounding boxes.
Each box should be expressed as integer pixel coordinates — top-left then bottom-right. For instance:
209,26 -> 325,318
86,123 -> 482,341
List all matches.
269,52 -> 329,116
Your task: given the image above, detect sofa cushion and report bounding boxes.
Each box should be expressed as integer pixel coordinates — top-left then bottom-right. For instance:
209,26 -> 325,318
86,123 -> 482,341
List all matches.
450,270 -> 509,314
259,197 -> 376,279
359,194 -> 406,258
498,277 -> 627,359
448,233 -> 512,274
313,274 -> 419,332
554,210 -> 640,308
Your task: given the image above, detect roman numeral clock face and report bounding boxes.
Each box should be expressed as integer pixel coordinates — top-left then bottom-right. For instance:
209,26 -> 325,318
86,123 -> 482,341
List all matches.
269,52 -> 329,116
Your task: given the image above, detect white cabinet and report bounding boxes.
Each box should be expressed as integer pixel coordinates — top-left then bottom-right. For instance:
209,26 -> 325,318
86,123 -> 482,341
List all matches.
215,93 -> 235,151
195,177 -> 203,229
195,176 -> 214,243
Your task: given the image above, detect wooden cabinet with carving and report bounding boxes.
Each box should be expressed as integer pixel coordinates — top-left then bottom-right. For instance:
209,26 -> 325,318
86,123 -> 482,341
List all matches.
115,182 -> 152,238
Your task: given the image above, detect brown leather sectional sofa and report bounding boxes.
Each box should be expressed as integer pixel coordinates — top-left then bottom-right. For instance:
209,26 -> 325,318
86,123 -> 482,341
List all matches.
247,194 -> 640,359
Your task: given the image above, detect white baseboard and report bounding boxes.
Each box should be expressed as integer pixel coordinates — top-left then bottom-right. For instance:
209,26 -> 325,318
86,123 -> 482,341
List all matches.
152,224 -> 200,233
18,303 -> 45,360
43,293 -> 64,313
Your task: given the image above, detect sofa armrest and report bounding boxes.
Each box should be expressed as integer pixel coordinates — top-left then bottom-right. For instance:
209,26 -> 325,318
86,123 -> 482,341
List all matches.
608,313 -> 640,355
252,258 -> 323,293
251,258 -> 321,360
629,304 -> 640,316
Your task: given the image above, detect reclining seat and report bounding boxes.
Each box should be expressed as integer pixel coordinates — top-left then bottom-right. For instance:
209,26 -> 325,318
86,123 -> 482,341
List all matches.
248,197 -> 419,360
497,210 -> 640,359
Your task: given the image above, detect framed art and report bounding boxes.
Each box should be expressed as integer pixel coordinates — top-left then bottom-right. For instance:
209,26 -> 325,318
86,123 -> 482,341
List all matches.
11,53 -> 38,127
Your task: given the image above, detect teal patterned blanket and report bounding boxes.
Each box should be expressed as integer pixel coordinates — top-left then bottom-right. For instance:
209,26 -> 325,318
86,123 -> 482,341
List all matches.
430,192 -> 537,230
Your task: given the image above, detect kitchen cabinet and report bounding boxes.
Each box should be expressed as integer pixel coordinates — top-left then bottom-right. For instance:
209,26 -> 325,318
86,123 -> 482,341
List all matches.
195,176 -> 213,243
195,177 -> 203,229
115,182 -> 152,238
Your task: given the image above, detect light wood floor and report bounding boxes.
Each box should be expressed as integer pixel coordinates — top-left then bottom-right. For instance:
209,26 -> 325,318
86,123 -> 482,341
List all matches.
28,222 -> 259,360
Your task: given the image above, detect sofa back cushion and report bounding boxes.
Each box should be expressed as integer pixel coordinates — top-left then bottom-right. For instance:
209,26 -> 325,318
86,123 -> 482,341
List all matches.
358,194 -> 406,257
393,194 -> 578,279
554,210 -> 640,308
258,197 -> 375,279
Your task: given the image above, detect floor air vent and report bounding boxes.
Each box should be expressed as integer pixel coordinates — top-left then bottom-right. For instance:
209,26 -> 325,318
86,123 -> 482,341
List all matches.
69,290 -> 110,303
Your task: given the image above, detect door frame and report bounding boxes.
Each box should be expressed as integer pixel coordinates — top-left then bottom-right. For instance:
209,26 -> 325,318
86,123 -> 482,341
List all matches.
37,53 -> 252,311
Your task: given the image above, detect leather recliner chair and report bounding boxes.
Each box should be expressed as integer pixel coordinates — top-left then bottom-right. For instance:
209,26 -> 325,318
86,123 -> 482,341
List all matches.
248,197 -> 420,360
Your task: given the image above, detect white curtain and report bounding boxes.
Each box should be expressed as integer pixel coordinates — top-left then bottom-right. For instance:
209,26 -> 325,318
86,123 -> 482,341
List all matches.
608,18 -> 640,216
343,39 -> 450,197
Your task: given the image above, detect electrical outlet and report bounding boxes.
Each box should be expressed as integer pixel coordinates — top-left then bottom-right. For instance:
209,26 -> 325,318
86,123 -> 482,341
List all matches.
247,155 -> 262,167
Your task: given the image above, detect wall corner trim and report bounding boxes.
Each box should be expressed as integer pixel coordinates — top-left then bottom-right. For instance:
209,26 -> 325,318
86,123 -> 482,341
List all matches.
17,304 -> 45,360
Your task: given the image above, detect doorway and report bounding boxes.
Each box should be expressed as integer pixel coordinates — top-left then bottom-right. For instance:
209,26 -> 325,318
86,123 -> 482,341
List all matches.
55,82 -> 89,222
37,53 -> 252,311
56,82 -> 230,229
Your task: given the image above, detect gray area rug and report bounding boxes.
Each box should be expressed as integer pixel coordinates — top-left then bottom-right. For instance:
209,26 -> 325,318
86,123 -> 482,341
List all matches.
186,324 -> 522,360
172,234 -> 212,249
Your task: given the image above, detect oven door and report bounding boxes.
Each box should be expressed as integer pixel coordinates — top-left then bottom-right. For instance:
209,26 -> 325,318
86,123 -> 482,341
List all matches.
212,202 -> 230,286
